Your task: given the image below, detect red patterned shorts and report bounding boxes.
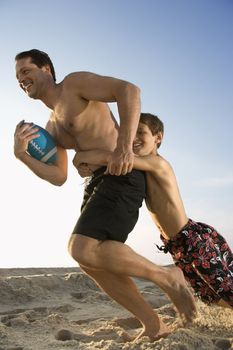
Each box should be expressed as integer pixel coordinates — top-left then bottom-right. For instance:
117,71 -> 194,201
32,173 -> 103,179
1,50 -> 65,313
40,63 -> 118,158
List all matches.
160,219 -> 233,307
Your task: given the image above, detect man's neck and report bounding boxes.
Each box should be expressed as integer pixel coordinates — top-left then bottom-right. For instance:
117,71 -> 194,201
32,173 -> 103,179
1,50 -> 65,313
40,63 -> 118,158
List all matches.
40,81 -> 62,110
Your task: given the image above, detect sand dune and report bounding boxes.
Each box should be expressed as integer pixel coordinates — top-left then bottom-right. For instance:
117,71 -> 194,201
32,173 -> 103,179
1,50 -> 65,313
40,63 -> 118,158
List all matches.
0,267 -> 232,350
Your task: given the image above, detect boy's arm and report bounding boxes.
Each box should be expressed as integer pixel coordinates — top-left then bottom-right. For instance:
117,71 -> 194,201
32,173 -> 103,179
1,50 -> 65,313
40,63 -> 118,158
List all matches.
133,154 -> 158,171
73,150 -> 111,170
73,149 -> 161,174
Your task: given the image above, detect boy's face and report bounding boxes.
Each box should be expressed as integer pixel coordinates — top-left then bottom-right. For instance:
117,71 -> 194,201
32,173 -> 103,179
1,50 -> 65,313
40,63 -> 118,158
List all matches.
133,122 -> 162,156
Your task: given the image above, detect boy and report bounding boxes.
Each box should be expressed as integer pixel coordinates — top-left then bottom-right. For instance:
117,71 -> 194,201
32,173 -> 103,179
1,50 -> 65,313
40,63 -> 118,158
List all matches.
73,113 -> 233,308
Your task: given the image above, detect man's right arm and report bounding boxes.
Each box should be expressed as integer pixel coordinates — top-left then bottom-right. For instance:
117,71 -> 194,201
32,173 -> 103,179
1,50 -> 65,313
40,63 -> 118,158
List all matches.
68,71 -> 141,175
14,121 -> 68,186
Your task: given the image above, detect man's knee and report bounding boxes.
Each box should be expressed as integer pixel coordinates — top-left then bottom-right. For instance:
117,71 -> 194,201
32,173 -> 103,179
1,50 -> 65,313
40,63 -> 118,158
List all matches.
68,234 -> 99,266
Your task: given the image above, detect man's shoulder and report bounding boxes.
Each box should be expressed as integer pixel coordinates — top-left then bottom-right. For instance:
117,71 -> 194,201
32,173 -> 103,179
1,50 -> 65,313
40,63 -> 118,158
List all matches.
64,71 -> 97,83
61,71 -> 97,92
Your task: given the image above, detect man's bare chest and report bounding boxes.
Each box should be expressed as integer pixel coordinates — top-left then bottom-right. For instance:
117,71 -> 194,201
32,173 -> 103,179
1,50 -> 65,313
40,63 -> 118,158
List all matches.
51,98 -> 89,149
50,98 -> 117,151
54,97 -> 87,130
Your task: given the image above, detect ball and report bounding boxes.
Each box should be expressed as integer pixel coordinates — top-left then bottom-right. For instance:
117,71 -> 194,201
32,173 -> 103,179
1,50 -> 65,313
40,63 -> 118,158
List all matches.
27,124 -> 57,164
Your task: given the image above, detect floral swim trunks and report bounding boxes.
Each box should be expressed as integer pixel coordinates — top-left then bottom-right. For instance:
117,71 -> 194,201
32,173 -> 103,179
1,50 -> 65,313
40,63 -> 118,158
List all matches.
160,219 -> 233,307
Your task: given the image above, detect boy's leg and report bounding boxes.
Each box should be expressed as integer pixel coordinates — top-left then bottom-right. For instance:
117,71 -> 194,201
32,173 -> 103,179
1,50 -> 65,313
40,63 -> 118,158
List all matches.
163,220 -> 233,308
190,224 -> 233,307
175,260 -> 221,304
218,299 -> 232,308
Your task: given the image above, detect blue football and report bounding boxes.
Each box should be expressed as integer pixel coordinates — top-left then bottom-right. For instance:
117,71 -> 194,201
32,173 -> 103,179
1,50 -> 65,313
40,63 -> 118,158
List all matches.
27,124 -> 57,164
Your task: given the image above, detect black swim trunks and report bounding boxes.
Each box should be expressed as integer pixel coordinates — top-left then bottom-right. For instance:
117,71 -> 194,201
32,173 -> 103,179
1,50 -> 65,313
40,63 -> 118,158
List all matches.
72,167 -> 146,243
160,219 -> 233,307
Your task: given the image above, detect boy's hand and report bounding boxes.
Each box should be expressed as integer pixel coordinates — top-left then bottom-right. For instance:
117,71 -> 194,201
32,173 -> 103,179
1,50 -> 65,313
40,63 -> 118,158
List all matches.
77,163 -> 93,178
72,154 -> 93,177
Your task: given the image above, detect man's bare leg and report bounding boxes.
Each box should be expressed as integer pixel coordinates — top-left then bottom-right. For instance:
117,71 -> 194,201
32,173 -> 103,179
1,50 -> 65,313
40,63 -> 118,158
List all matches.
68,235 -> 197,323
80,264 -> 171,341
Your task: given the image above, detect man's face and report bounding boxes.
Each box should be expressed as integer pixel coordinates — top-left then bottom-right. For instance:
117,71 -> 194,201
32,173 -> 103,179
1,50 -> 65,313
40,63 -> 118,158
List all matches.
15,57 -> 46,99
133,122 -> 160,156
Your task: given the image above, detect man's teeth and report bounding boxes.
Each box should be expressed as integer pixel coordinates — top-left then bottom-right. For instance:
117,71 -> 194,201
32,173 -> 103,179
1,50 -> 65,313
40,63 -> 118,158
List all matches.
23,81 -> 32,90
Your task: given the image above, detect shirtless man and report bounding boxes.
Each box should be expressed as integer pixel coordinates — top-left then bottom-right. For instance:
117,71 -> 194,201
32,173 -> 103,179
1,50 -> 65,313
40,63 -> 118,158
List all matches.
74,113 -> 233,308
14,49 -> 196,341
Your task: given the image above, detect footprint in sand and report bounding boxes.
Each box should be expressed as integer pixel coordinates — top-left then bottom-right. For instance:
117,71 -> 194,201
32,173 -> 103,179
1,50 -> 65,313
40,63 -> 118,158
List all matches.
0,347 -> 24,350
55,329 -> 73,341
55,328 -> 92,342
1,314 -> 28,327
51,304 -> 73,313
214,339 -> 232,350
70,291 -> 86,300
112,317 -> 141,330
55,325 -> 127,344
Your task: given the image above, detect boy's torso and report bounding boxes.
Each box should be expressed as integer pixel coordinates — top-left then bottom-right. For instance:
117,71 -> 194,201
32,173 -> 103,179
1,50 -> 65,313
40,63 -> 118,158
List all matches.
145,160 -> 188,239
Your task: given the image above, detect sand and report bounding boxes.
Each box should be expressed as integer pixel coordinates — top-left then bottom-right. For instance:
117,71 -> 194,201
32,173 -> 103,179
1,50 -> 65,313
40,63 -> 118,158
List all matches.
0,267 -> 232,350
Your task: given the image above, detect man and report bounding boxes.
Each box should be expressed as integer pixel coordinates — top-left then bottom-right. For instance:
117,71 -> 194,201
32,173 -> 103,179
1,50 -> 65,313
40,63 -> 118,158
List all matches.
14,49 -> 196,341
74,113 -> 233,308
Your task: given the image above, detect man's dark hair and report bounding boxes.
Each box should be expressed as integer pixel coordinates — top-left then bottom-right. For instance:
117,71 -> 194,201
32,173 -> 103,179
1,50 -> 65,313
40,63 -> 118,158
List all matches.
15,49 -> 56,82
140,113 -> 164,148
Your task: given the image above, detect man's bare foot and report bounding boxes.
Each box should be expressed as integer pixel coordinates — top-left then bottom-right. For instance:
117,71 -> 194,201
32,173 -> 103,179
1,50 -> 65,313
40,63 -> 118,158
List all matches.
158,266 -> 197,323
133,319 -> 171,342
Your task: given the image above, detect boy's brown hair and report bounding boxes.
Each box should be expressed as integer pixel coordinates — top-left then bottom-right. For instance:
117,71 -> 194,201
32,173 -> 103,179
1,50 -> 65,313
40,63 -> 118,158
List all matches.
140,113 -> 164,148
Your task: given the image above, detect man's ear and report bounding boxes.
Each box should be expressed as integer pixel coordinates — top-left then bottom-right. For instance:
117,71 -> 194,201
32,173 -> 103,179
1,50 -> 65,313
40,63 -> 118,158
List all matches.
42,64 -> 51,75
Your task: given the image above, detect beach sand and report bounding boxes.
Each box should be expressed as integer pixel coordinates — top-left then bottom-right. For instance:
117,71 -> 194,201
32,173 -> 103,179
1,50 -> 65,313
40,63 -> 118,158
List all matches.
0,267 -> 232,350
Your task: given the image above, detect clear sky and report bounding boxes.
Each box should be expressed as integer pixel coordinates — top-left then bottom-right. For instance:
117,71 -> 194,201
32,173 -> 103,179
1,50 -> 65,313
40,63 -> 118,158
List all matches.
0,0 -> 232,267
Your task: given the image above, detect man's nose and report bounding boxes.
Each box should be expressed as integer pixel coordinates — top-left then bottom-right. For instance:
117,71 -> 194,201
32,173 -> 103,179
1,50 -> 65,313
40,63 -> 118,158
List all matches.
18,76 -> 26,90
18,74 -> 24,84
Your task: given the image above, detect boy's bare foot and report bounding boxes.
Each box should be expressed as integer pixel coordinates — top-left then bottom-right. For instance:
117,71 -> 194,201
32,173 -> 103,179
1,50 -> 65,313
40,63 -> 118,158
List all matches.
218,299 -> 232,309
158,266 -> 197,323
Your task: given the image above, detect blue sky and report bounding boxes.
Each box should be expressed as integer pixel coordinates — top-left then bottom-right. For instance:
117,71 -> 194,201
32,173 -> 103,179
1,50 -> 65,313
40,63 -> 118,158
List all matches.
0,0 -> 232,267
